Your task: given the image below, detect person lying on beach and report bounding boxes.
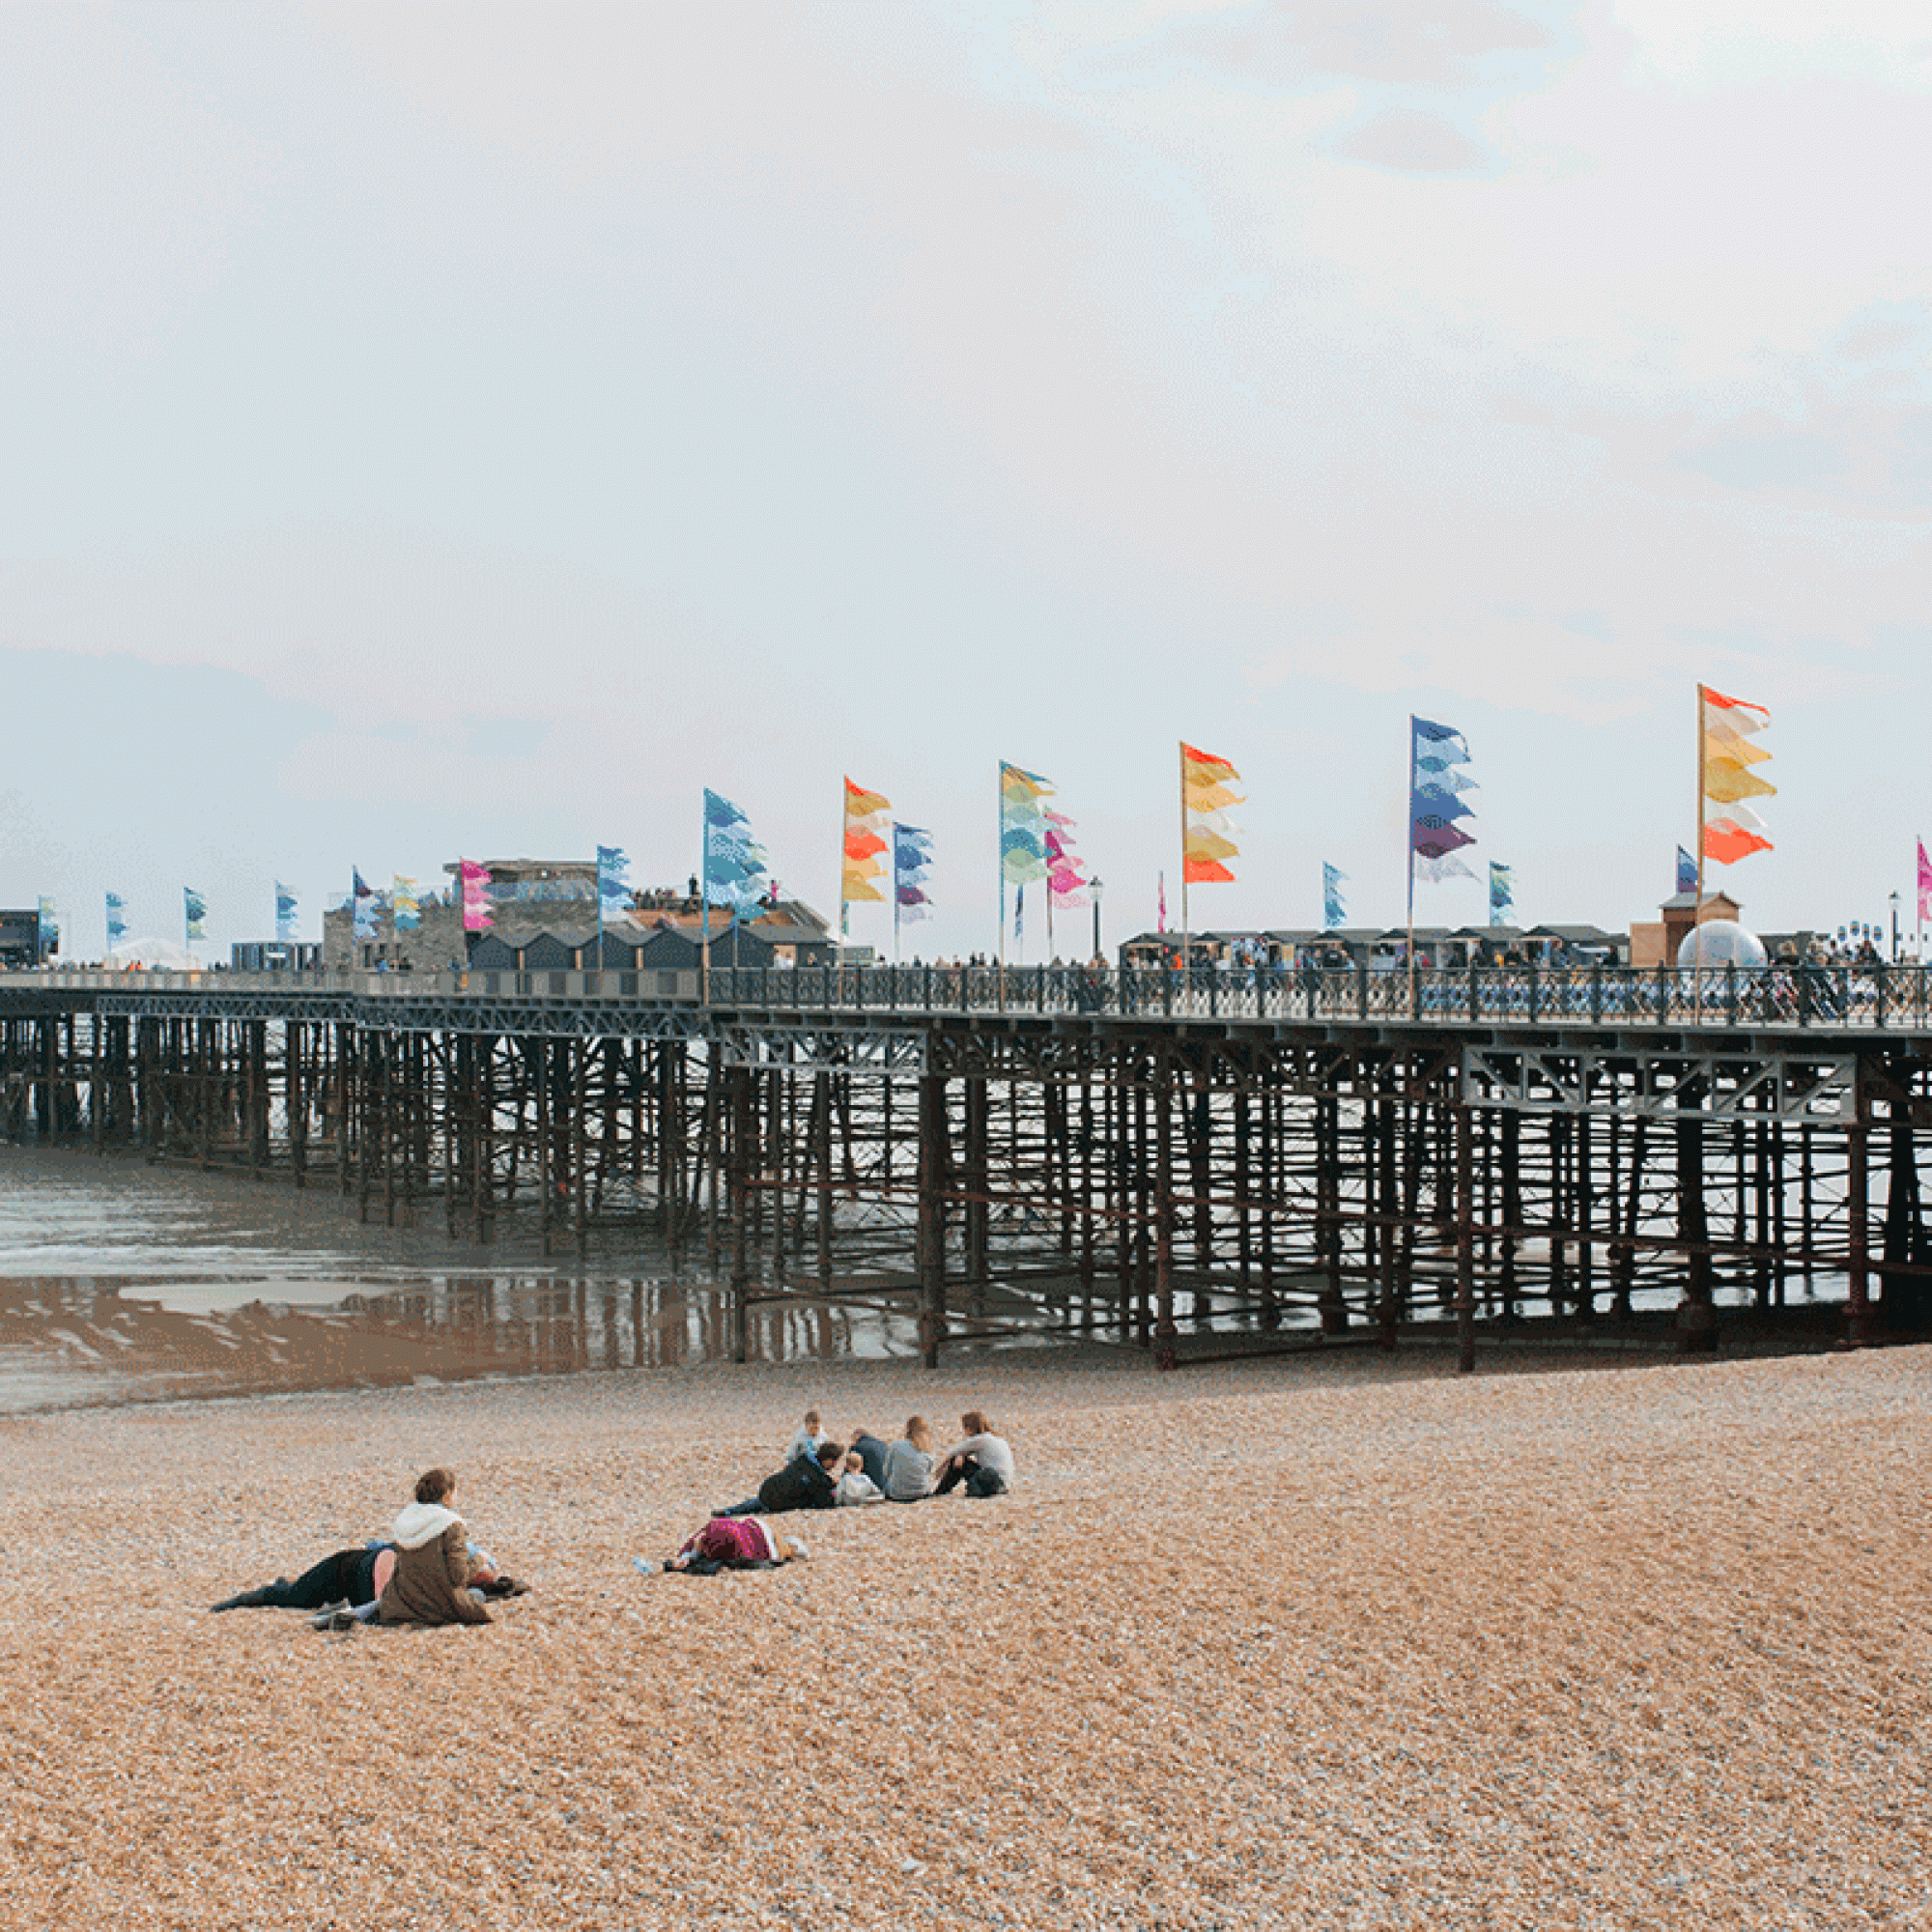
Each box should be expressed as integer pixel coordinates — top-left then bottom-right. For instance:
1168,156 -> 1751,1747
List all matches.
656,1516 -> 810,1576
377,1466 -> 503,1627
882,1415 -> 936,1502
715,1439 -> 847,1517
210,1543 -> 399,1615
932,1411 -> 1015,1498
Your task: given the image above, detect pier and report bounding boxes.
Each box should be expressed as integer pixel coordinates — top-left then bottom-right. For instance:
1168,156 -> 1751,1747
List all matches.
3,958 -> 1927,1368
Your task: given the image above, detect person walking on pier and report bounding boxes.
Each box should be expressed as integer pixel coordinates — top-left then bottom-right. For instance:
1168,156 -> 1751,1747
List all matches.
932,1411 -> 1015,1498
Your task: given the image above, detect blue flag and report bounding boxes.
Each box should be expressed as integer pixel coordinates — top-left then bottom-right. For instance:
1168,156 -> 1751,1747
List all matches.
1321,863 -> 1346,930
184,889 -> 207,943
105,893 -> 128,946
274,882 -> 298,943
1676,845 -> 1696,895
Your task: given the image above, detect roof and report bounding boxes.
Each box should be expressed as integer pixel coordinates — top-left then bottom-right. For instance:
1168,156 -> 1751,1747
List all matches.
1662,891 -> 1741,912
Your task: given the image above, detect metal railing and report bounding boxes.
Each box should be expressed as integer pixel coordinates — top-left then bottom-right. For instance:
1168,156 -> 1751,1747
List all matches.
5,959 -> 1926,1030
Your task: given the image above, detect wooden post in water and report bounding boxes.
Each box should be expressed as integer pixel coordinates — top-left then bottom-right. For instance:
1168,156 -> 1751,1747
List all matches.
917,1069 -> 947,1369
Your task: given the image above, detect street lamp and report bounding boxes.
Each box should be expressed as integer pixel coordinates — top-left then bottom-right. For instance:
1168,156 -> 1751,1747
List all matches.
1891,891 -> 1901,963
1090,877 -> 1105,962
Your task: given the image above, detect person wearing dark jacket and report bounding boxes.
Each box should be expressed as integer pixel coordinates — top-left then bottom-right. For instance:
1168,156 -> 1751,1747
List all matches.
715,1440 -> 846,1517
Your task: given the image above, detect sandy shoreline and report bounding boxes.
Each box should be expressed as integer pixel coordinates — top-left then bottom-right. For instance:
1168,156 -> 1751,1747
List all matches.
6,1344 -> 1930,1929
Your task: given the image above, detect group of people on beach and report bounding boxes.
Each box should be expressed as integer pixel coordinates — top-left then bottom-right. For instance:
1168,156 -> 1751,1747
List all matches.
210,1405 -> 1015,1621
667,1407 -> 1014,1574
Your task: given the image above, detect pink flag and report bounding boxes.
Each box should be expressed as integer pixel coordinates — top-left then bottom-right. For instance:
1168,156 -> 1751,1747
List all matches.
460,859 -> 495,932
1157,869 -> 1167,933
1918,838 -> 1931,923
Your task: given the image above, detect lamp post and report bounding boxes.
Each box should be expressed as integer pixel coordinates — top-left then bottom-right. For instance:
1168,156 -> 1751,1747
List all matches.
1891,891 -> 1901,963
1090,877 -> 1105,962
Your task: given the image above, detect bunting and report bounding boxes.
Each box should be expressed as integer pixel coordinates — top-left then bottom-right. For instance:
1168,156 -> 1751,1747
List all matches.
391,878 -> 419,933
1321,864 -> 1346,930
841,778 -> 891,929
1410,717 -> 1477,884
459,860 -> 495,932
275,882 -> 299,943
1699,685 -> 1774,865
703,790 -> 767,913
894,823 -> 933,935
1489,862 -> 1515,927
184,888 -> 207,944
1180,742 -> 1242,885
105,893 -> 128,947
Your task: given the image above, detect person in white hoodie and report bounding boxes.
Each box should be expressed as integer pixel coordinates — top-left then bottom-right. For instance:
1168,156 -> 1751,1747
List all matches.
377,1467 -> 495,1627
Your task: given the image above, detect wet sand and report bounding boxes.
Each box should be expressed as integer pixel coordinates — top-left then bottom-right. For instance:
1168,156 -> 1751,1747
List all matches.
6,1343 -> 1930,1928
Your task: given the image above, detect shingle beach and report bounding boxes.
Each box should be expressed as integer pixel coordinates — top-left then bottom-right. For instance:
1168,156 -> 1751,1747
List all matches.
6,1343 -> 1929,1930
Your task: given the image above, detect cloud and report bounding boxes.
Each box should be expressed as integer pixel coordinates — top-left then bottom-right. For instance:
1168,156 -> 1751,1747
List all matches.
1331,108 -> 1492,172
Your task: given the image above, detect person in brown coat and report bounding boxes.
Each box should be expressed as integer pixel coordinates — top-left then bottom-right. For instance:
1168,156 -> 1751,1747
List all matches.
377,1466 -> 494,1627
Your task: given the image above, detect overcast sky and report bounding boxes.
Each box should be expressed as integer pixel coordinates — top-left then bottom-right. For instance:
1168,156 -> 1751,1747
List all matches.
5,1 -> 1930,957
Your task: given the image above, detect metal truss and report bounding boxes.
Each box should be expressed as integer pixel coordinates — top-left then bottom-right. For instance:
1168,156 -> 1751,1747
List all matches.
716,1022 -> 929,1076
1463,1044 -> 1858,1120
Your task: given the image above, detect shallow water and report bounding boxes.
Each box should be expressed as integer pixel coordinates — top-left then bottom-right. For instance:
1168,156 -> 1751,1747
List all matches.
0,1146 -> 929,1412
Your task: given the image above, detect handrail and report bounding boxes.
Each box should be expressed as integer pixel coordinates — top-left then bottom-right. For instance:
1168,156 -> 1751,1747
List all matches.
0,961 -> 1918,1031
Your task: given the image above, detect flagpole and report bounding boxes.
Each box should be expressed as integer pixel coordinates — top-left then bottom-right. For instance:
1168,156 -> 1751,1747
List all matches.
1406,718 -> 1418,1019
1693,683 -> 1708,1012
1179,740 -> 1190,990
699,810 -> 712,1006
996,767 -> 1007,1008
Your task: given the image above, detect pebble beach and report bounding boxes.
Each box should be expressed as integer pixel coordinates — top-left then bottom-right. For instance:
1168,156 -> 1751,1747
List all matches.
6,1341 -> 1930,1931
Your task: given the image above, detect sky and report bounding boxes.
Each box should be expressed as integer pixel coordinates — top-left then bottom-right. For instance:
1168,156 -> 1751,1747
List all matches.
4,0 -> 1930,959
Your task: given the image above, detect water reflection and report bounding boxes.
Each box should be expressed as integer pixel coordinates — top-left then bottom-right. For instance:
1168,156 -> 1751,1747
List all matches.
0,1144 -> 926,1413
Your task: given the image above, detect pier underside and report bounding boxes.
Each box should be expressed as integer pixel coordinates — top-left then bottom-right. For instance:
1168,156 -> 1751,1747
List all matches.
3,994 -> 1928,1368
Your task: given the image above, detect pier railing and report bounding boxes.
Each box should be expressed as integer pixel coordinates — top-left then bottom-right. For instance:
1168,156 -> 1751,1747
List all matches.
7,957 -> 1928,1030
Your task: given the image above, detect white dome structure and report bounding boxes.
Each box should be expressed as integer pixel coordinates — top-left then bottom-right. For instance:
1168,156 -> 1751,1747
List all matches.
1678,919 -> 1769,970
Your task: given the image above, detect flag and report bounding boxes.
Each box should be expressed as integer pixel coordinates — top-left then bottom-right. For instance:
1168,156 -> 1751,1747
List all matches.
391,878 -> 419,933
1000,762 -> 1052,884
841,779 -> 891,913
1044,807 -> 1089,909
1411,716 -> 1476,883
1014,881 -> 1024,944
1157,870 -> 1167,932
1489,862 -> 1515,926
1322,864 -> 1346,930
274,882 -> 299,942
459,860 -> 494,932
1919,838 -> 1932,924
1675,846 -> 1696,895
894,824 -> 933,930
184,888 -> 207,943
595,845 -> 629,929
703,790 -> 767,912
1181,742 -> 1242,884
37,896 -> 57,952
1700,685 -> 1774,864
352,867 -> 377,941
105,893 -> 128,946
